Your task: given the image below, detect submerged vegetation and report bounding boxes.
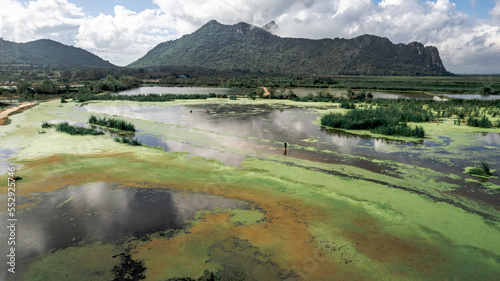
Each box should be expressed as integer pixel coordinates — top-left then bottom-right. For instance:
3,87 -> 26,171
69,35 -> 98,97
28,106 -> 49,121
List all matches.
465,161 -> 495,178
88,115 -> 136,132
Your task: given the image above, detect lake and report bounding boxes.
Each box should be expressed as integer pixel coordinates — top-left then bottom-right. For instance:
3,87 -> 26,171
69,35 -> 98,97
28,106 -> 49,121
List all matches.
2,95 -> 500,280
444,94 -> 500,100
75,101 -> 500,192
114,87 -> 252,96
114,87 -> 442,99
0,181 -> 250,277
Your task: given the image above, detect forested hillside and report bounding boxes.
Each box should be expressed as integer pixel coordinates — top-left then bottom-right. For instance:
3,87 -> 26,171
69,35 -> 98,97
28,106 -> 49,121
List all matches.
0,38 -> 117,70
129,20 -> 450,76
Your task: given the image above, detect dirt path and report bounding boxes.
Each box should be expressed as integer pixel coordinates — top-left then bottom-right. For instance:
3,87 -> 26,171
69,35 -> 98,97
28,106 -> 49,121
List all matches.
261,87 -> 271,97
0,102 -> 37,126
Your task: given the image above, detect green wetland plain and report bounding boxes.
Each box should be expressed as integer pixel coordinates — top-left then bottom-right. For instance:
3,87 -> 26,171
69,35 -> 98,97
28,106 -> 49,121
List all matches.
1,78 -> 500,280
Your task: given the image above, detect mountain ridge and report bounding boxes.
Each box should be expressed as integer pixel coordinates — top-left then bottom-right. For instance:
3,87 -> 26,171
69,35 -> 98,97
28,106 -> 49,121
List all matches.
0,38 -> 117,70
129,20 -> 450,76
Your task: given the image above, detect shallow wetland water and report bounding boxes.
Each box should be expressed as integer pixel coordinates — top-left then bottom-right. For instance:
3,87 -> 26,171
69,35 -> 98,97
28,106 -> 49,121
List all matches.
1,94 -> 500,280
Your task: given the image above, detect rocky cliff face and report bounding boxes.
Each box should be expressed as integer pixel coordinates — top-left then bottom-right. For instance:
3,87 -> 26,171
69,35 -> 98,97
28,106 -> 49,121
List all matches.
406,42 -> 445,71
129,20 -> 451,76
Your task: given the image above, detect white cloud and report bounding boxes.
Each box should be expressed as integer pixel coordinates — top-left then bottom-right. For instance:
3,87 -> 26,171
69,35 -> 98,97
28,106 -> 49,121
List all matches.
74,5 -> 174,65
491,1 -> 500,21
0,0 -> 499,73
0,0 -> 85,43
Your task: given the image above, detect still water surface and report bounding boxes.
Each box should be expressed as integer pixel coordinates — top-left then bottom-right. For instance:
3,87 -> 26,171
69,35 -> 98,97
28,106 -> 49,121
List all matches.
0,181 -> 249,271
75,101 -> 500,182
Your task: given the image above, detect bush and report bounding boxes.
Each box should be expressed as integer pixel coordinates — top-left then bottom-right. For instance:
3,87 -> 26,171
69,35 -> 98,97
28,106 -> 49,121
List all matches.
467,115 -> 492,128
114,136 -> 142,146
88,115 -> 136,132
321,107 -> 426,138
340,101 -> 356,109
53,122 -> 104,136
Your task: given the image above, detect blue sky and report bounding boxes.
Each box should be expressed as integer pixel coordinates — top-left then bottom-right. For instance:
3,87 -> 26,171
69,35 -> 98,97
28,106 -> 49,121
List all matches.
74,0 -> 498,19
71,0 -> 155,16
453,0 -> 494,18
1,0 -> 499,73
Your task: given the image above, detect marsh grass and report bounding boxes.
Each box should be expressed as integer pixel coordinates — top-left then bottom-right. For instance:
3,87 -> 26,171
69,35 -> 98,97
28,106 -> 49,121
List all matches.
465,161 -> 495,178
53,122 -> 104,136
321,107 -> 426,138
41,121 -> 52,128
114,136 -> 142,146
89,115 -> 136,132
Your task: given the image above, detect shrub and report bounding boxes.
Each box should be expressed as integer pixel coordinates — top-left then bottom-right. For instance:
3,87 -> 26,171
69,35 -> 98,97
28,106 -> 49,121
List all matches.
340,101 -> 356,109
114,136 -> 142,146
88,115 -> 136,132
321,107 -> 426,138
54,122 -> 104,136
467,115 -> 492,128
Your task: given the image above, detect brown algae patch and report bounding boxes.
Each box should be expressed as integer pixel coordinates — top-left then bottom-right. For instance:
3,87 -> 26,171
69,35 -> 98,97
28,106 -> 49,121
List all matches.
12,150 -> 500,280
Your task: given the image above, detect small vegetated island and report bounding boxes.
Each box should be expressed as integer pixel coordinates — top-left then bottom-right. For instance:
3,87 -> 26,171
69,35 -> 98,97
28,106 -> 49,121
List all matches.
318,93 -> 500,138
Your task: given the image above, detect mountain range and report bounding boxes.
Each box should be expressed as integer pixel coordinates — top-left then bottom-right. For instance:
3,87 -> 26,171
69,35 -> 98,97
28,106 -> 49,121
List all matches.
0,38 -> 116,70
0,20 -> 451,76
129,20 -> 450,76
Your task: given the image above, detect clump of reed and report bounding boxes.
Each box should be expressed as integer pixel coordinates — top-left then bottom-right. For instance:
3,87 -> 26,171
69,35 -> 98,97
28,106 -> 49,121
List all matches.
88,115 -> 136,132
53,122 -> 104,136
114,136 -> 142,146
321,107 -> 426,138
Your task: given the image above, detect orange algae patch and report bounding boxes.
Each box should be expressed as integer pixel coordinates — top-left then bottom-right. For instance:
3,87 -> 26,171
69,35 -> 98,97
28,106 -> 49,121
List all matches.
9,150 -> 500,280
131,212 -> 233,279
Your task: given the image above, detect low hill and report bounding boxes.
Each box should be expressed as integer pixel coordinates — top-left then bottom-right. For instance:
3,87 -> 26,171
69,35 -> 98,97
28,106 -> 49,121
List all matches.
0,38 -> 117,69
129,20 -> 450,76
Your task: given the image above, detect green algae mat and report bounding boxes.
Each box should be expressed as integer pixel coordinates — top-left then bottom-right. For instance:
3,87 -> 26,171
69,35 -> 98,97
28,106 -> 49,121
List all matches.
1,99 -> 499,280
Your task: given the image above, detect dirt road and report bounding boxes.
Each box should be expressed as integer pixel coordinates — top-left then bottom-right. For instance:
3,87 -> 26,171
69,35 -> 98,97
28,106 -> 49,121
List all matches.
0,102 -> 37,125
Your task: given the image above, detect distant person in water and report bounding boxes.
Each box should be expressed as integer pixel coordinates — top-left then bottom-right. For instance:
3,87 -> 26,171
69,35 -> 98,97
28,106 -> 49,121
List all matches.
284,142 -> 287,149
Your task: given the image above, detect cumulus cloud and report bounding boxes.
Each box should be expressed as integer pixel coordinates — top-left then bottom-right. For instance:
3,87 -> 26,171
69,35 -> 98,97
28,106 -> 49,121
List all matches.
0,0 -> 85,43
75,5 -> 174,65
0,0 -> 499,72
491,1 -> 500,21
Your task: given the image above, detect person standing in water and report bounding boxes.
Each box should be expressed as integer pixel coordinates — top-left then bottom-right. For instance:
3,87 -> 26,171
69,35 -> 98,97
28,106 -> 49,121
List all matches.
284,141 -> 288,156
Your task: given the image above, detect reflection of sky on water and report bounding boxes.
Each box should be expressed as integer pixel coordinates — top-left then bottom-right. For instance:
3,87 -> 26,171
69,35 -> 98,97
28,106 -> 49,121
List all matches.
0,182 -> 248,271
137,132 -> 246,166
112,86 -> 444,100
75,102 -> 500,178
445,94 -> 500,100
476,133 -> 500,147
0,147 -> 19,172
113,87 -> 252,96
